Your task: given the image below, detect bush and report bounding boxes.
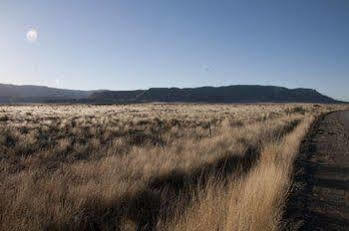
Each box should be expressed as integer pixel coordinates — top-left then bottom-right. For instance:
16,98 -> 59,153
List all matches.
286,106 -> 306,115
0,115 -> 9,122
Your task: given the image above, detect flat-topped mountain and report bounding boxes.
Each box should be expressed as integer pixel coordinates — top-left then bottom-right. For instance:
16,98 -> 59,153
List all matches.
0,83 -> 342,104
89,85 -> 340,103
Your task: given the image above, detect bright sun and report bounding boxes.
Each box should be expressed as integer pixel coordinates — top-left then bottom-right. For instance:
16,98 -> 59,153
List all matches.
26,29 -> 38,42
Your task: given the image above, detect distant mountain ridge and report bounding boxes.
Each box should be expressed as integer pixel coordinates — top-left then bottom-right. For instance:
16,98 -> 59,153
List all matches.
89,85 -> 340,103
0,84 -> 92,103
0,83 -> 343,104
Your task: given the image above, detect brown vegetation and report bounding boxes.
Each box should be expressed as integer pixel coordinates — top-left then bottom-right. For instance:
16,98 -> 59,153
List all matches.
0,104 -> 345,230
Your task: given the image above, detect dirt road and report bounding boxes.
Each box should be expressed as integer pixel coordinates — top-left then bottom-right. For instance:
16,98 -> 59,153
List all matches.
285,111 -> 349,230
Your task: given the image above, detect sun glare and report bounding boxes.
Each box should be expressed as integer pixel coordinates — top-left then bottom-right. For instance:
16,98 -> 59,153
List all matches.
26,29 -> 38,42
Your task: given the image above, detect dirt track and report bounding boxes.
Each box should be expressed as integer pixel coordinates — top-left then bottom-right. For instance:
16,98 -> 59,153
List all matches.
285,111 -> 349,230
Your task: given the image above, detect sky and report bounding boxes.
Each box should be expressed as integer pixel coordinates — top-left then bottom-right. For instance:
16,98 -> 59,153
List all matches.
1,0 -> 349,100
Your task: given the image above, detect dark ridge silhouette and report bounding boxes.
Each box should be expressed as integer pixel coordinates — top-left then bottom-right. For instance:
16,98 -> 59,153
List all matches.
89,85 -> 341,104
0,83 -> 93,103
0,83 -> 344,104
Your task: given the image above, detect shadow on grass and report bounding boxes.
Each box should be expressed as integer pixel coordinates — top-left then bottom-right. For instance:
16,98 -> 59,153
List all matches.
45,146 -> 260,231
123,146 -> 259,231
47,119 -> 302,230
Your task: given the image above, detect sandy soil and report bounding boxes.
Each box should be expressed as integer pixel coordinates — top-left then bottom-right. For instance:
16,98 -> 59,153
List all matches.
285,111 -> 349,230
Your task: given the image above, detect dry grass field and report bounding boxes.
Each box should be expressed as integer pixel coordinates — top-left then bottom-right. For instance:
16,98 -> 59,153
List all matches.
0,104 -> 345,230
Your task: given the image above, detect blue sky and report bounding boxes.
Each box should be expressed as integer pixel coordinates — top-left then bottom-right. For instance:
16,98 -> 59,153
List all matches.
1,0 -> 349,100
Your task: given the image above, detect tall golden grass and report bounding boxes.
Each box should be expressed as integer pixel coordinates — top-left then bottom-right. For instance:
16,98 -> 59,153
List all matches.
0,104 -> 345,230
162,116 -> 314,231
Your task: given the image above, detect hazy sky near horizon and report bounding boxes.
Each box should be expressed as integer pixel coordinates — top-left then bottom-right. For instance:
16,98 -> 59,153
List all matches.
1,0 -> 349,100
